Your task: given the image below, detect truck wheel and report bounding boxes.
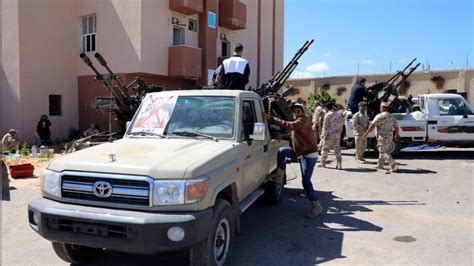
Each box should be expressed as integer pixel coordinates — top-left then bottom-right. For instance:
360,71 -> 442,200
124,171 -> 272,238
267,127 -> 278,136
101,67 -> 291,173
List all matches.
264,177 -> 284,204
386,140 -> 401,157
52,242 -> 102,264
189,199 -> 234,266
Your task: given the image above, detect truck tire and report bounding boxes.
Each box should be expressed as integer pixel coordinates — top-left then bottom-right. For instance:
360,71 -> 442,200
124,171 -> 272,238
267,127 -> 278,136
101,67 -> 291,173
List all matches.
372,140 -> 401,157
390,140 -> 402,157
52,242 -> 102,264
264,178 -> 284,204
189,199 -> 234,266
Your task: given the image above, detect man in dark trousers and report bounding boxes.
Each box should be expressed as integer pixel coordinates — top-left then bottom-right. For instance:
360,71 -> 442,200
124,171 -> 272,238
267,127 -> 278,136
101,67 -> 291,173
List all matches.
348,78 -> 367,114
219,43 -> 250,90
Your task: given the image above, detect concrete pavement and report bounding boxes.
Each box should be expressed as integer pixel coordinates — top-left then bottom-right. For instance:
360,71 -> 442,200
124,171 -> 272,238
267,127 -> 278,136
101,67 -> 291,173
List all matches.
1,148 -> 473,265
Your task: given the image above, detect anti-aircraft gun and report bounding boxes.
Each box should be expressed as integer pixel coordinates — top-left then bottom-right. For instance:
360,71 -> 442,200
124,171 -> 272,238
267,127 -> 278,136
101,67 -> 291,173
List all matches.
79,53 -> 163,135
254,39 -> 314,122
365,58 -> 421,118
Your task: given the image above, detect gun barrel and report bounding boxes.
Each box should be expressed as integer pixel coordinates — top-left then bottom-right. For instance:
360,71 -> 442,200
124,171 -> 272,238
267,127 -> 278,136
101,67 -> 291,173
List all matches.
267,39 -> 314,93
80,53 -> 103,79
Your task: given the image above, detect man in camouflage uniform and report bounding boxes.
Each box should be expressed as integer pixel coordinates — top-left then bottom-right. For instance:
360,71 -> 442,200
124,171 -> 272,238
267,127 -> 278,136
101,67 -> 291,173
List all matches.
365,102 -> 400,172
351,102 -> 370,163
311,100 -> 326,145
318,102 -> 344,169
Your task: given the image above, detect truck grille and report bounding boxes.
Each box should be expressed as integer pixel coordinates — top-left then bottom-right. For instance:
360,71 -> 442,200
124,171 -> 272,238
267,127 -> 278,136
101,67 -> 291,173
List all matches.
61,174 -> 151,206
47,217 -> 134,239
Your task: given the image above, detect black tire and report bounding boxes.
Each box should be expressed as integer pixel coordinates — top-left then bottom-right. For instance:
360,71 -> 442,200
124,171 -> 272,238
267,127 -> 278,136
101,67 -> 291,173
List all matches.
189,199 -> 234,266
389,140 -> 402,157
264,178 -> 284,204
52,242 -> 102,264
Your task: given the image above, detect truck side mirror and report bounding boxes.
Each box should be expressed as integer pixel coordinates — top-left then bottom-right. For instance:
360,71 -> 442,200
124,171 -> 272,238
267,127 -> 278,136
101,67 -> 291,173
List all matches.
249,122 -> 266,141
126,121 -> 131,131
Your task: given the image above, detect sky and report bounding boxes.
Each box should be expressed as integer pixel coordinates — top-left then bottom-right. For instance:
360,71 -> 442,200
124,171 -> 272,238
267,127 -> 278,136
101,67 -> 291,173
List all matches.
284,0 -> 474,78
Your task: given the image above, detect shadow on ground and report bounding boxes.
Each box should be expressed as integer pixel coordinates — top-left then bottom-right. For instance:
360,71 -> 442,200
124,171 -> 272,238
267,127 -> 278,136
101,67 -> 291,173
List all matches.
72,190 -> 422,266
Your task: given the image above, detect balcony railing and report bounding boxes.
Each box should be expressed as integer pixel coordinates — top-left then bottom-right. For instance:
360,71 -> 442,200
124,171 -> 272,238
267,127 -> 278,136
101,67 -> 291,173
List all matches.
219,0 -> 246,30
169,45 -> 202,78
169,0 -> 203,15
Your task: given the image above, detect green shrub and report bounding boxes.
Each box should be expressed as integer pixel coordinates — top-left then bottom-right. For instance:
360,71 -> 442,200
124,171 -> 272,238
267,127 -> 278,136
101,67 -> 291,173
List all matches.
306,90 -> 337,113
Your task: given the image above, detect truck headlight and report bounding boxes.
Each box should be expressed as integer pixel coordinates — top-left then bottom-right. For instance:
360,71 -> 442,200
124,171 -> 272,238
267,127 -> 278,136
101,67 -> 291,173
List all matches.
153,177 -> 209,206
41,169 -> 61,198
153,181 -> 185,205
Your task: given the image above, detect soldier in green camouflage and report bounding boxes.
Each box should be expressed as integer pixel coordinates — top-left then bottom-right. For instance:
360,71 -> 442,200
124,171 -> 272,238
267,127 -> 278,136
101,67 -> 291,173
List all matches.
318,102 -> 344,169
364,102 -> 400,172
351,102 -> 370,163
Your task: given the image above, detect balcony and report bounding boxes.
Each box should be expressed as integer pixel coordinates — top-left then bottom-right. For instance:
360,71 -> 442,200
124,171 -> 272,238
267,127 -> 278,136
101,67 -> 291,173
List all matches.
169,0 -> 203,15
219,0 -> 246,30
169,46 -> 202,78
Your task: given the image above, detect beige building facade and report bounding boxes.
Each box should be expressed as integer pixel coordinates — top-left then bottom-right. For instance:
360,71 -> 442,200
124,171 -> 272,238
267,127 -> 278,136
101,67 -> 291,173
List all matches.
1,0 -> 284,143
286,69 -> 474,107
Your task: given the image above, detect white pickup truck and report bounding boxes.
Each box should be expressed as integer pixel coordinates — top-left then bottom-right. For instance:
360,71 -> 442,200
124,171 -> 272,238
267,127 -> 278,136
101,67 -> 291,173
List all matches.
345,93 -> 474,155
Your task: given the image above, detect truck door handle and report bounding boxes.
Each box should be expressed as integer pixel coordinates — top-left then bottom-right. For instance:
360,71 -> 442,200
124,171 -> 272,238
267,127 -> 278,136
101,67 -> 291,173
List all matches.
245,155 -> 252,160
263,144 -> 268,153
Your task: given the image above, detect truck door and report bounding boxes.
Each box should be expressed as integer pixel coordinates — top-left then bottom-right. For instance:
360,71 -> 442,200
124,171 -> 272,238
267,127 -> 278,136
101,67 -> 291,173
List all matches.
433,98 -> 474,141
239,99 -> 268,197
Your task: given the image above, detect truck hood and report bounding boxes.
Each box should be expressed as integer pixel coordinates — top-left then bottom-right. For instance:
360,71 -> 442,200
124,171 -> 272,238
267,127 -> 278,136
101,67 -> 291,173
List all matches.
48,138 -> 235,179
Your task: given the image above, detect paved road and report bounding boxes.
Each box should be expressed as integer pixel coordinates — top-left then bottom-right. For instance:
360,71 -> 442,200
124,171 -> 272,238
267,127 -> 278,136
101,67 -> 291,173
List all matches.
2,148 -> 473,265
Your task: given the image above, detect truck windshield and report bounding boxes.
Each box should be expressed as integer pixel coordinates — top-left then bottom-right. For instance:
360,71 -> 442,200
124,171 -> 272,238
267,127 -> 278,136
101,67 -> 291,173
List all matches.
128,95 -> 236,139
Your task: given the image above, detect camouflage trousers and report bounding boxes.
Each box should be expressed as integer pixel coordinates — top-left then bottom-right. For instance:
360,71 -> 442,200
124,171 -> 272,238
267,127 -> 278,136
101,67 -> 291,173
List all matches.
320,135 -> 342,162
377,137 -> 396,168
354,135 -> 367,160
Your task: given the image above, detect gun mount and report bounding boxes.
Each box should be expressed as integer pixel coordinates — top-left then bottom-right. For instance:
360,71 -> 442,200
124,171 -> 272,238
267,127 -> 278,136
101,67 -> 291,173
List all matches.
365,58 -> 420,118
254,40 -> 314,122
80,53 -> 163,134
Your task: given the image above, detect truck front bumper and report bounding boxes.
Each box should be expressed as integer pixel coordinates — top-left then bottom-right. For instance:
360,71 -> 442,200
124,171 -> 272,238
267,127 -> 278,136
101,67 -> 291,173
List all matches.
28,198 -> 213,254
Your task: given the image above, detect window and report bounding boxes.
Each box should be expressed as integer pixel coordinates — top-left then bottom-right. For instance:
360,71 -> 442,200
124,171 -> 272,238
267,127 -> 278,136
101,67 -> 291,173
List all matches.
173,26 -> 185,46
438,98 -> 473,116
49,95 -> 62,116
241,100 -> 256,140
80,14 -> 96,53
188,19 -> 198,32
221,40 -> 230,57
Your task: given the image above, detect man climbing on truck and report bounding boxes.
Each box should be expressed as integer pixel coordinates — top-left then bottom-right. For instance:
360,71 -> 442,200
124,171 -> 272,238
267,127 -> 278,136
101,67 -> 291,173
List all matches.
264,103 -> 323,219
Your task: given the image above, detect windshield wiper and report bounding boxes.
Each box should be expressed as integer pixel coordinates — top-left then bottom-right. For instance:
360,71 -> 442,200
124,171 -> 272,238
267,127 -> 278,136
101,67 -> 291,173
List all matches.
128,131 -> 166,138
170,131 -> 218,142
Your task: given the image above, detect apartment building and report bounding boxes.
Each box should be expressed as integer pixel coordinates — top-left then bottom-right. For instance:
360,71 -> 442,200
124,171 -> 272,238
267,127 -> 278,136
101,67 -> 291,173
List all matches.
1,0 -> 284,143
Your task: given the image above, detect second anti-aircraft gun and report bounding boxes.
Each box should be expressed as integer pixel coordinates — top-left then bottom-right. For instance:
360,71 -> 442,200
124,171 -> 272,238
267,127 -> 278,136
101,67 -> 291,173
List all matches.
79,53 -> 163,135
365,58 -> 421,118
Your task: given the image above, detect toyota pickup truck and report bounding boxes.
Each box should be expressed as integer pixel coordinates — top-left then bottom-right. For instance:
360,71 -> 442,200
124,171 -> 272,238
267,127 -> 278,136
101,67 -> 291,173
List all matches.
345,93 -> 474,155
28,90 -> 286,265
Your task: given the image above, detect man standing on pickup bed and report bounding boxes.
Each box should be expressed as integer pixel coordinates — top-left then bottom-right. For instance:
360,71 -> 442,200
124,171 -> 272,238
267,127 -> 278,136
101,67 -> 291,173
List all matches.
219,43 -> 250,90
264,103 -> 323,219
364,102 -> 400,173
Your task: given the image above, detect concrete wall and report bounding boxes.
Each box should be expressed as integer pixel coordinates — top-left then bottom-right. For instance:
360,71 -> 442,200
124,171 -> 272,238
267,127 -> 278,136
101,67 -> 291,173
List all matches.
286,69 -> 474,106
1,0 -> 22,140
18,0 -> 78,143
77,0 -> 142,76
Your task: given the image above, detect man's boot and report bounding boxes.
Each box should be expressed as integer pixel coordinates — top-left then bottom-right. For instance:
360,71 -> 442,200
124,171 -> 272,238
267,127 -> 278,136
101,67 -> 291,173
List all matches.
317,160 -> 326,168
336,160 -> 342,170
390,164 -> 399,173
305,201 -> 323,219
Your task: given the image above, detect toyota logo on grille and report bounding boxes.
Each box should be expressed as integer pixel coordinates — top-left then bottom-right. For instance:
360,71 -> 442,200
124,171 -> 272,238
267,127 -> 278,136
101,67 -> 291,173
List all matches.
93,181 -> 113,198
